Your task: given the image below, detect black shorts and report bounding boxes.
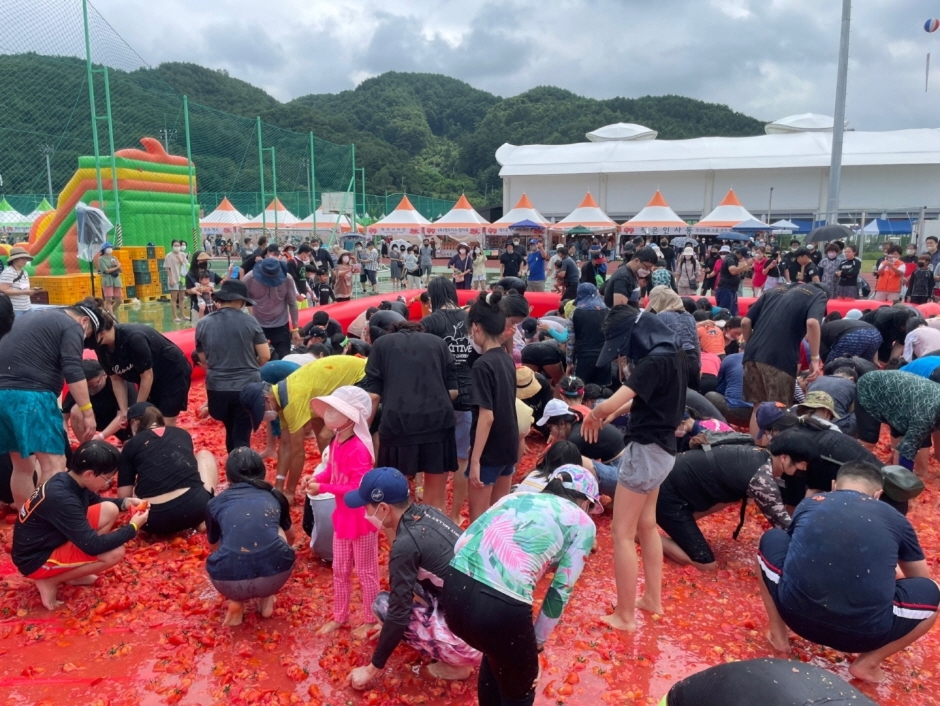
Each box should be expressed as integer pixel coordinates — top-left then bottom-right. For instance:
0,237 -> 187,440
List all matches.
758,528 -> 940,653
855,400 -> 931,448
144,486 -> 212,535
360,270 -> 377,285
520,342 -> 565,370
149,378 -> 191,418
377,431 -> 457,476
656,482 -> 715,564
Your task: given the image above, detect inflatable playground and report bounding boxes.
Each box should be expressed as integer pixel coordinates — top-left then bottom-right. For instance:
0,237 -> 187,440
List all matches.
3,137 -> 193,304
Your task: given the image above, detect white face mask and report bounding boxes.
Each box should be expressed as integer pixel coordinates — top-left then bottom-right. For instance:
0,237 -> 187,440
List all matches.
469,337 -> 483,354
365,504 -> 387,530
263,409 -> 278,422
180,243 -> 187,251
312,245 -> 319,251
172,245 -> 181,252
637,268 -> 651,277
104,248 -> 112,255
827,252 -> 837,259
323,406 -> 352,432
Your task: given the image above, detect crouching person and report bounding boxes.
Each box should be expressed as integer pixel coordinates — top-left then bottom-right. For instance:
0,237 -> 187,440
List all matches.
345,468 -> 481,690
12,440 -> 149,609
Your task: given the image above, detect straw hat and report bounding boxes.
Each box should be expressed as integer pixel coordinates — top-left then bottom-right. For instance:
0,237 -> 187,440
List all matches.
6,246 -> 33,264
516,366 -> 541,400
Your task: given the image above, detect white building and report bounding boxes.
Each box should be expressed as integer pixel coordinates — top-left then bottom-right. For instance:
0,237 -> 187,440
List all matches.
495,114 -> 940,222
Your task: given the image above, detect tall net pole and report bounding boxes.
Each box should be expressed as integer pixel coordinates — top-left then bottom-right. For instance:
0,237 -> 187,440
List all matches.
309,132 -> 317,234
101,66 -> 121,243
826,0 -> 852,225
82,0 -> 104,209
183,95 -> 199,250
256,117 -> 266,235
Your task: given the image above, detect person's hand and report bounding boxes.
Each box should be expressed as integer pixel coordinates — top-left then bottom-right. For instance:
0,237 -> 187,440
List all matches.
123,497 -> 145,512
469,460 -> 484,489
81,409 -> 97,441
130,506 -> 150,529
806,358 -> 821,382
347,664 -> 380,690
291,330 -> 303,346
580,408 -> 603,444
227,263 -> 235,276
306,481 -> 320,496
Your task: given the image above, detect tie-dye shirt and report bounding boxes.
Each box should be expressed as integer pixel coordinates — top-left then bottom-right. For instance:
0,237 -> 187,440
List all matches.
450,492 -> 596,645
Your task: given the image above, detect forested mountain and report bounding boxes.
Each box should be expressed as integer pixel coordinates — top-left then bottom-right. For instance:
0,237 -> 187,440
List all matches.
3,55 -> 766,207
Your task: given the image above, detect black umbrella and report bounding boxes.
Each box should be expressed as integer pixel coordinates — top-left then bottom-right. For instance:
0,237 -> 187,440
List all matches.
806,223 -> 854,243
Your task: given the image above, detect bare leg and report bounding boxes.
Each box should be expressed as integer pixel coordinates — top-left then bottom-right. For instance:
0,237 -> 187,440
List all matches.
601,484 -> 651,632
223,601 -> 245,627
163,416 -> 178,428
635,488 -> 664,615
276,425 -> 292,490
258,595 -> 276,618
450,460 -> 469,525
850,612 -> 938,683
10,452 -> 39,509
467,483 -> 493,525
196,450 -> 219,494
260,421 -> 277,459
756,558 -> 791,653
427,663 -> 474,680
423,473 -> 447,513
285,428 -> 306,500
490,475 -> 512,507
661,534 -> 718,571
34,452 -> 66,485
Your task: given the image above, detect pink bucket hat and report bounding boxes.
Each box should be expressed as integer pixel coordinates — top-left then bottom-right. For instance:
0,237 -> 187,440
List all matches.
311,386 -> 374,461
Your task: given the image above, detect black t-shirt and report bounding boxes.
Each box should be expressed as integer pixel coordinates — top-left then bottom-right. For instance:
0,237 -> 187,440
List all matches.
663,446 -> 769,512
205,483 -> 294,582
422,308 -> 473,411
520,341 -> 565,369
568,421 -> 625,463
624,353 -> 688,453
862,306 -> 916,347
469,348 -> 519,466
96,324 -> 191,388
780,489 -> 924,637
62,378 -> 137,437
499,251 -> 524,277
837,257 -> 861,286
742,284 -> 828,375
184,269 -> 222,309
603,264 -> 640,307
783,251 -> 801,281
717,255 -> 741,290
118,426 -> 203,498
820,319 -> 876,361
796,262 -> 819,283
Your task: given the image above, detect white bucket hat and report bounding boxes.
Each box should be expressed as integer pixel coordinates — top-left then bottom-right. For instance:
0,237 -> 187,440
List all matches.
311,386 -> 375,461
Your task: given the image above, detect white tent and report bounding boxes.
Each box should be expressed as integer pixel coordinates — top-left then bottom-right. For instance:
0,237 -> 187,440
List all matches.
365,195 -> 430,242
771,219 -> 800,229
425,194 -> 488,242
693,190 -> 764,234
552,192 -> 617,232
486,193 -> 549,238
0,199 -> 30,233
586,122 -> 658,142
764,113 -> 838,134
242,198 -> 303,230
200,197 -> 249,233
621,190 -> 688,237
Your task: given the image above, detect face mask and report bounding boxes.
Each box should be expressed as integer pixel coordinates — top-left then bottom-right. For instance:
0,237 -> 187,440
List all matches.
791,246 -> 798,251
172,245 -> 181,252
263,409 -> 278,422
198,262 -> 208,269
180,244 -> 187,251
103,248 -> 112,255
637,268 -> 651,277
908,251 -> 917,257
827,252 -> 837,259
469,337 -> 483,354
365,504 -> 387,530
323,407 -> 352,432
888,255 -> 899,262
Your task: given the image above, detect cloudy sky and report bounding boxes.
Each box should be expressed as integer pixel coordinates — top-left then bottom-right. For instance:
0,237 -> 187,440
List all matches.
80,0 -> 940,130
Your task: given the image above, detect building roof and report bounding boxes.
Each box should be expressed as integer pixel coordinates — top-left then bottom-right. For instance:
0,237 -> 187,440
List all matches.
496,128 -> 940,177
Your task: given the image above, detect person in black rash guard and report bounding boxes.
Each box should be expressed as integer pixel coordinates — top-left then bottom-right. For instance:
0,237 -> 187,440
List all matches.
819,316 -> 882,363
657,445 -> 793,570
344,468 -> 481,690
757,462 -> 939,682
861,304 -> 921,364
663,658 -> 877,706
520,340 -> 566,385
302,310 -> 343,340
62,359 -> 138,443
117,403 -> 218,535
92,304 -> 193,425
12,440 -> 149,610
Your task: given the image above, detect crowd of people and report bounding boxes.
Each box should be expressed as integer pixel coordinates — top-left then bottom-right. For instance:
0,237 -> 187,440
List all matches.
3,228 -> 940,705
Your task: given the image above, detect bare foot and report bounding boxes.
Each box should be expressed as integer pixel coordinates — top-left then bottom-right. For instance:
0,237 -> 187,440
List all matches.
765,629 -> 790,654
849,658 -> 886,683
352,622 -> 380,639
34,580 -> 62,610
65,574 -> 98,586
317,620 -> 344,635
600,611 -> 636,633
222,601 -> 245,627
260,448 -> 277,460
636,595 -> 664,615
259,595 -> 276,618
427,662 -> 474,680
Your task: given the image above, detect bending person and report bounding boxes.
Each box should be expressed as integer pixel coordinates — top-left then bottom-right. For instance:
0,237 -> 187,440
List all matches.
62,360 -> 137,443
117,403 -> 218,535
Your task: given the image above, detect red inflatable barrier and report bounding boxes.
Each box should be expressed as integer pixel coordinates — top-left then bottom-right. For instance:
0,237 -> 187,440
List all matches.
125,290 -> 926,382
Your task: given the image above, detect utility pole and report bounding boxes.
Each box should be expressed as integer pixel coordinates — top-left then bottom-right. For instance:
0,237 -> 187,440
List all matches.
767,186 -> 774,222
826,0 -> 852,225
39,145 -> 55,204
159,123 -> 176,153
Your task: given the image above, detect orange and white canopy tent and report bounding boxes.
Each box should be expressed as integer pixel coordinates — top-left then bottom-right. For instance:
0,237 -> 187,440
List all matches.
692,189 -> 767,234
425,194 -> 489,242
486,193 -> 549,236
200,197 -> 249,233
552,192 -> 618,233
242,198 -> 303,230
300,209 -> 363,234
365,195 -> 430,242
620,190 -> 689,236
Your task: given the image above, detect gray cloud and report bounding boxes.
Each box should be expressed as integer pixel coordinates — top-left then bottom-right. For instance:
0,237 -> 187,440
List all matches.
49,0 -> 940,129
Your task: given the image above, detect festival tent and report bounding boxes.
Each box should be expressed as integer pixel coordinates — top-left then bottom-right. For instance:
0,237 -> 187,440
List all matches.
24,198 -> 54,222
200,197 -> 249,233
0,198 -> 31,233
301,209 -> 356,233
692,189 -> 765,235
620,190 -> 688,237
771,219 -> 800,230
486,193 -> 549,240
862,218 -> 913,235
365,195 -> 430,242
552,192 -> 618,232
242,198 -> 303,230
425,194 -> 489,243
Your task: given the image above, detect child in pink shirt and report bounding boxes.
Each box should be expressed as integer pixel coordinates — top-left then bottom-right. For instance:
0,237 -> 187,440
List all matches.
306,386 -> 379,638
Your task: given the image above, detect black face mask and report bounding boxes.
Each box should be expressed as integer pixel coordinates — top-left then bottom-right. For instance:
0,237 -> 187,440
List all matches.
198,262 -> 208,269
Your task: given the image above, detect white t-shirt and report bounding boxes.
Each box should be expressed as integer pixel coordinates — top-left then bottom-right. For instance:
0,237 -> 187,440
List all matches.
0,267 -> 31,311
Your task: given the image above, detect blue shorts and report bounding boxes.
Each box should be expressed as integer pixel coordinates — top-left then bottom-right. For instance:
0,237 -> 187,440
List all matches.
758,528 -> 940,653
454,410 -> 472,461
466,463 -> 515,486
0,389 -> 68,456
590,459 -> 620,498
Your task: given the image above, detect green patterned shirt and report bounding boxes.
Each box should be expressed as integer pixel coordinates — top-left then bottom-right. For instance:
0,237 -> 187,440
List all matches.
857,370 -> 940,461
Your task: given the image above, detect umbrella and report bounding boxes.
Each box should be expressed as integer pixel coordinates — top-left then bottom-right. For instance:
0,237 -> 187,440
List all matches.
566,225 -> 595,236
807,223 -> 854,243
509,219 -> 545,230
715,231 -> 752,242
731,218 -> 771,232
771,219 -> 800,229
390,239 -> 411,250
670,236 -> 698,247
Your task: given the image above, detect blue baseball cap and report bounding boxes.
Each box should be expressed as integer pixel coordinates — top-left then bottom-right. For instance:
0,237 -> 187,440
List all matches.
344,467 -> 410,508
